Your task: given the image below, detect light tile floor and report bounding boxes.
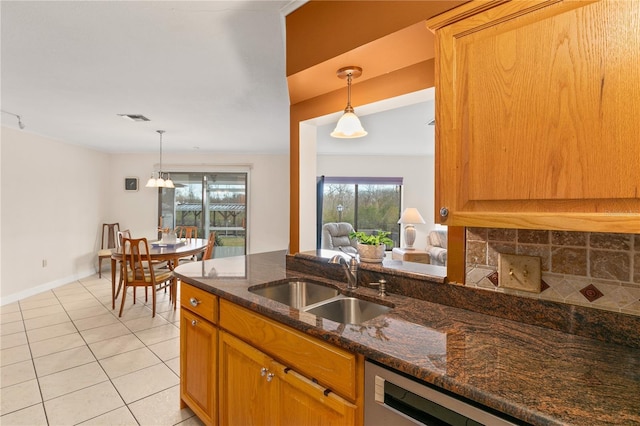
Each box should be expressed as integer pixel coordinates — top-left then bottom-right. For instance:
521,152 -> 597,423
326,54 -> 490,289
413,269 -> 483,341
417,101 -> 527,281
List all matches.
0,274 -> 205,426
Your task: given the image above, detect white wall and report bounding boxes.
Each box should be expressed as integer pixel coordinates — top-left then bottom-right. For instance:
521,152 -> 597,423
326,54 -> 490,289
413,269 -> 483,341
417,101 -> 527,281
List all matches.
1,127 -> 111,304
299,122 -> 318,252
1,127 -> 290,304
317,154 -> 435,250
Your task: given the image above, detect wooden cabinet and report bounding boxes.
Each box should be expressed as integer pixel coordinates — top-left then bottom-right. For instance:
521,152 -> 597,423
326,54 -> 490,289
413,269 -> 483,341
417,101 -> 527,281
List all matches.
219,330 -> 357,426
218,331 -> 276,425
219,299 -> 362,425
179,284 -> 362,425
180,284 -> 218,426
220,331 -> 356,426
428,0 -> 640,233
277,362 -> 357,426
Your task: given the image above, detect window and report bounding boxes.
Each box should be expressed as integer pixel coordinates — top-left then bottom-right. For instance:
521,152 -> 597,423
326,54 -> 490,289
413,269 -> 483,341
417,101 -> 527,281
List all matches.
159,172 -> 247,258
318,176 -> 402,248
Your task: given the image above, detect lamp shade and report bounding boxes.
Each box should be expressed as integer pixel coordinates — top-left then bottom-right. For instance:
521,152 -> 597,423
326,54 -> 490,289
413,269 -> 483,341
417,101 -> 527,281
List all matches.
146,130 -> 175,189
398,208 -> 426,225
145,174 -> 174,188
331,112 -> 368,138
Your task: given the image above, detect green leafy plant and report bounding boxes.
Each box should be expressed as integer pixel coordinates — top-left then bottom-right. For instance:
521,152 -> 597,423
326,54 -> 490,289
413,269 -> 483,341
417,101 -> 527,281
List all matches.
349,230 -> 393,246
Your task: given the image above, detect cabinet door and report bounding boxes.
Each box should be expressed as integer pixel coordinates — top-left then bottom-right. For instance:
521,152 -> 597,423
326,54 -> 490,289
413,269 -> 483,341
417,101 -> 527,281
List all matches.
219,331 -> 278,425
180,309 -> 217,426
276,363 -> 357,426
429,0 -> 640,232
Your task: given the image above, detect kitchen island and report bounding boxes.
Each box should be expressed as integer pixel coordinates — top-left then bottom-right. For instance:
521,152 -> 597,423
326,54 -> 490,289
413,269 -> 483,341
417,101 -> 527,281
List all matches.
174,250 -> 640,426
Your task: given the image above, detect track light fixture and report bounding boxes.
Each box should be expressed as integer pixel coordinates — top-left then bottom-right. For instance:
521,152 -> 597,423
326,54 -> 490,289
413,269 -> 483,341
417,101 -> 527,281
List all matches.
331,66 -> 367,139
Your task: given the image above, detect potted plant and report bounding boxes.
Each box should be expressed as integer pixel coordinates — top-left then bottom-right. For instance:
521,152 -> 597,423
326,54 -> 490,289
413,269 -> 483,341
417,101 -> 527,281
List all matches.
349,230 -> 393,263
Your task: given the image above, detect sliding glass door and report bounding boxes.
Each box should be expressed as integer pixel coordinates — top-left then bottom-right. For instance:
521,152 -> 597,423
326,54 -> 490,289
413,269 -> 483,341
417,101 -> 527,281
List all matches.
159,172 -> 247,258
318,177 -> 402,249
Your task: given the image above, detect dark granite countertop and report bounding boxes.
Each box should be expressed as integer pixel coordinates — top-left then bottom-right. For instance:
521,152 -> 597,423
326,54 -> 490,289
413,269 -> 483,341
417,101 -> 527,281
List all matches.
174,250 -> 640,426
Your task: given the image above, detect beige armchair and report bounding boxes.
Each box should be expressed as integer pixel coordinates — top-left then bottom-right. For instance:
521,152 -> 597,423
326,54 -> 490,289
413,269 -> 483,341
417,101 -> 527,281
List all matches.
321,222 -> 358,256
425,229 -> 447,266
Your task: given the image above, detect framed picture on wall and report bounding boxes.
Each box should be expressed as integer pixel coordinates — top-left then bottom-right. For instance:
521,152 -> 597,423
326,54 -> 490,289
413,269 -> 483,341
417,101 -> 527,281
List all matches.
125,177 -> 139,192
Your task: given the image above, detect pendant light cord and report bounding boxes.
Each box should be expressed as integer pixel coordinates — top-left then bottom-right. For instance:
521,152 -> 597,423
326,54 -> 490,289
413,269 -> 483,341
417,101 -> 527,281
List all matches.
345,72 -> 354,113
157,130 -> 164,179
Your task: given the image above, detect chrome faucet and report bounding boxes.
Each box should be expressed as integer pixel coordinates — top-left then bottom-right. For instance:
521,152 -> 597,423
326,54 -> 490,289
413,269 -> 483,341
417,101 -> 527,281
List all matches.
329,254 -> 359,289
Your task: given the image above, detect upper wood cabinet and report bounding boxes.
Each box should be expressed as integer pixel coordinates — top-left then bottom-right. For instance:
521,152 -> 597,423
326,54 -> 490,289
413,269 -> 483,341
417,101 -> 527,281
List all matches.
428,0 -> 640,233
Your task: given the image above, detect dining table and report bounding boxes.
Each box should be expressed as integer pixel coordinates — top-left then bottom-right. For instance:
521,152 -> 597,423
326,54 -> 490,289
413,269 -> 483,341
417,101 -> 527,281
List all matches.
110,238 -> 209,310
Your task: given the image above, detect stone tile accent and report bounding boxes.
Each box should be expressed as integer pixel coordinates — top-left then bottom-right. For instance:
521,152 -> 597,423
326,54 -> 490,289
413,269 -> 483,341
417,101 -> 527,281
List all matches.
551,248 -> 587,276
551,231 -> 587,246
580,284 -> 604,302
590,233 -> 633,250
465,228 -> 640,317
488,228 -> 516,242
466,240 -> 487,265
590,250 -> 631,281
466,227 -> 487,242
517,230 -> 549,244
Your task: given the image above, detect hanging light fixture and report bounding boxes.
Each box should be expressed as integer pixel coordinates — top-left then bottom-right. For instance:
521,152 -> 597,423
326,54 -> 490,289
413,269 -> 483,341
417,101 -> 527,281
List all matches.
331,66 -> 367,138
145,130 -> 174,188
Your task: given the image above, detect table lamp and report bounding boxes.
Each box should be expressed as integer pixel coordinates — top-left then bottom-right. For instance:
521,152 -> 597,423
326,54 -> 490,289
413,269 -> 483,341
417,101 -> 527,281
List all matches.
398,208 -> 425,250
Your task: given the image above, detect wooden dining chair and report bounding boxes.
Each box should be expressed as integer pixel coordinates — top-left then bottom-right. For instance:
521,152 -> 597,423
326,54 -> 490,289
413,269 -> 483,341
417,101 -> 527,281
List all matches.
112,229 -> 131,306
203,231 -> 216,260
98,223 -> 120,278
119,237 -> 175,317
175,225 -> 200,263
175,225 -> 198,240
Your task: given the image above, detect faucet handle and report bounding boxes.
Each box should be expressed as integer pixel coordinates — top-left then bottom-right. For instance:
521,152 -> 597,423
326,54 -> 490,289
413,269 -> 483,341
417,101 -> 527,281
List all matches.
369,279 -> 387,297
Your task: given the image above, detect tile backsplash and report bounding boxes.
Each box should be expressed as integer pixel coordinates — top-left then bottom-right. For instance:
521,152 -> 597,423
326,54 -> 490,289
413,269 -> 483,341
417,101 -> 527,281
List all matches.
465,228 -> 640,317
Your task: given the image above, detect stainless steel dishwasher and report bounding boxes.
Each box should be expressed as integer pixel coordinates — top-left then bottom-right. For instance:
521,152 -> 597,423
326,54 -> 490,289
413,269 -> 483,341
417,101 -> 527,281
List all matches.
364,360 -> 522,426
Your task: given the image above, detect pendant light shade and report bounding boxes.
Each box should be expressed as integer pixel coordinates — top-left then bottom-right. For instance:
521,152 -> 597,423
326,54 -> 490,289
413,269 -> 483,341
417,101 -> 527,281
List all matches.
146,130 -> 174,188
331,66 -> 367,139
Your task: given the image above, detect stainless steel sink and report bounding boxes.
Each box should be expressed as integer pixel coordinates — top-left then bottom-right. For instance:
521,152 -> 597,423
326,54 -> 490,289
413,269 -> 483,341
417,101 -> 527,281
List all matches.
249,280 -> 339,309
305,296 -> 391,324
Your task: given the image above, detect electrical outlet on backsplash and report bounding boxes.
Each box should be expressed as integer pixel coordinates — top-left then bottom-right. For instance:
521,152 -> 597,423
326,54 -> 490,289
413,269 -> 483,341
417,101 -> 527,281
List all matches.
465,228 -> 640,316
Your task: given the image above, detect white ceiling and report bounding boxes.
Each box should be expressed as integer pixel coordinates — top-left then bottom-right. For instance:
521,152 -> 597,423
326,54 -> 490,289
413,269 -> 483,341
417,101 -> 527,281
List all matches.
1,0 -> 433,156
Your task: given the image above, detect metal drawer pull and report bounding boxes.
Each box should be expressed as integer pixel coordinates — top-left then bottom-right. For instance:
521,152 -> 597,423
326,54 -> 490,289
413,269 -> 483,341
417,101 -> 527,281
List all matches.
261,367 -> 268,377
189,297 -> 201,307
191,319 -> 198,326
266,372 -> 275,382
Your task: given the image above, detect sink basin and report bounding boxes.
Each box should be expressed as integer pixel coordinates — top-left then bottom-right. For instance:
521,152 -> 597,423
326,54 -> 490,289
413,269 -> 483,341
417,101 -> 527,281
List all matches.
249,280 -> 339,309
305,296 -> 391,324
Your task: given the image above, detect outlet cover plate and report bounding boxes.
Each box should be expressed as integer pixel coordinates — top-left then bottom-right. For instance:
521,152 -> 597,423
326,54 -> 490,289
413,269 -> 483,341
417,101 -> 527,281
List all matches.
498,253 -> 541,293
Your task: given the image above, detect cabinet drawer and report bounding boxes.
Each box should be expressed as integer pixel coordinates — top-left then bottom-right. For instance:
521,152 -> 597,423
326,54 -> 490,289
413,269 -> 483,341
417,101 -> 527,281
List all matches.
219,300 -> 359,401
181,284 -> 218,323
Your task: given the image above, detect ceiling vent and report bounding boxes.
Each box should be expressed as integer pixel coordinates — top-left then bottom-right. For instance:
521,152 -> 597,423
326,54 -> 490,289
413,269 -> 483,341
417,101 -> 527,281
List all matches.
117,114 -> 150,122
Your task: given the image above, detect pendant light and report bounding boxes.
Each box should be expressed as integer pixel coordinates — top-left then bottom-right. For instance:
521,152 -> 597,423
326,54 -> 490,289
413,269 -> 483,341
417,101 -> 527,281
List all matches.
331,66 -> 367,138
145,130 -> 174,188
